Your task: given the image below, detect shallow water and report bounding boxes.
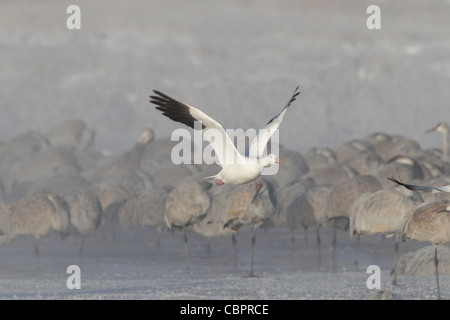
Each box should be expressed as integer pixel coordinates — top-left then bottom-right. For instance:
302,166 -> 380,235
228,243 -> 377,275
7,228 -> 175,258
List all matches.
0,223 -> 446,300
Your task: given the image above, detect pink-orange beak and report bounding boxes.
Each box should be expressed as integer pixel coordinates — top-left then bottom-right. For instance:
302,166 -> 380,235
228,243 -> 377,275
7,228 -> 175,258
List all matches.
275,158 -> 281,164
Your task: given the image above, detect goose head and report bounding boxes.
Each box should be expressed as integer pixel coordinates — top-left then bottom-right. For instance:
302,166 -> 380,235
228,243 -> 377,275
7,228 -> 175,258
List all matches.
259,154 -> 281,168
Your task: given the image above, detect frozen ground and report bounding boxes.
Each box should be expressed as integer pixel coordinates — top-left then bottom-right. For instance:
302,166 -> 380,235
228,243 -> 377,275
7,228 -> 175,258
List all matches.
0,223 -> 447,300
1,0 -> 450,301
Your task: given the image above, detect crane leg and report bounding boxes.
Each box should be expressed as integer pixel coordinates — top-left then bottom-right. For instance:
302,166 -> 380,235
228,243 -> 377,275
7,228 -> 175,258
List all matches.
156,230 -> 161,249
391,235 -> 400,285
316,227 -> 321,248
34,239 -> 40,269
244,225 -> 258,278
206,239 -> 212,254
316,227 -> 322,267
231,233 -> 237,265
184,229 -> 190,271
434,245 -> 441,300
79,237 -> 86,257
290,228 -> 295,247
332,228 -> 337,253
353,235 -> 360,269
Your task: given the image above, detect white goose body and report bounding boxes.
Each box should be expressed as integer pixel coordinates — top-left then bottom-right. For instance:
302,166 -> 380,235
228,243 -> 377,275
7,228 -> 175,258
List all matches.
150,86 -> 300,185
211,158 -> 270,185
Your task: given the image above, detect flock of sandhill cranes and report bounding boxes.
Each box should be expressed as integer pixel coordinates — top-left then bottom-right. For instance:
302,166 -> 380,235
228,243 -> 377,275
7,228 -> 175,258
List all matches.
1,118 -> 450,299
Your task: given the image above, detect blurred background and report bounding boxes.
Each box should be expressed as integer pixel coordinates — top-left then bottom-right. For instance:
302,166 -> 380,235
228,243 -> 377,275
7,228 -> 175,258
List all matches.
1,0 -> 449,155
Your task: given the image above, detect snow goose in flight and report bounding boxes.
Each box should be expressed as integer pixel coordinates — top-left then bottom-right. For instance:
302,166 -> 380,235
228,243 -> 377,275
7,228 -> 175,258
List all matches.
150,86 -> 300,185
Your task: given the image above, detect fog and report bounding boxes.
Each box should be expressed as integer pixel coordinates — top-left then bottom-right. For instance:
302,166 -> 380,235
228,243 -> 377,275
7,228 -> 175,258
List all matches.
1,0 -> 449,154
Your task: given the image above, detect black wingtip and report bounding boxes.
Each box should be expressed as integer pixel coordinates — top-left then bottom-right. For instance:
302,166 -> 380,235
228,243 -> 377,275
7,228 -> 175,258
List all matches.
387,176 -> 402,185
149,89 -> 207,130
286,85 -> 301,107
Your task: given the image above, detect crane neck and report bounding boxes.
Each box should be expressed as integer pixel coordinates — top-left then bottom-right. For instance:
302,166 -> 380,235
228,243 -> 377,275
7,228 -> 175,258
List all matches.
127,142 -> 147,169
442,127 -> 450,159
